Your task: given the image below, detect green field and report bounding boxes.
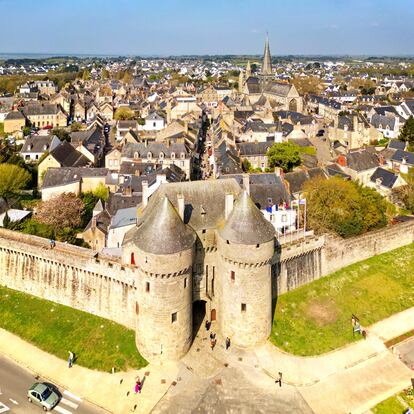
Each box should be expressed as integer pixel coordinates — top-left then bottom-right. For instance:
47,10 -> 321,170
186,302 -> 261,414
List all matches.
372,389 -> 414,414
271,243 -> 414,355
0,285 -> 147,372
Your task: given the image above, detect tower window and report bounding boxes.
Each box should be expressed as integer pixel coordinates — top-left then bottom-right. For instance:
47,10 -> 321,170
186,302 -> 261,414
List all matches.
184,278 -> 187,288
241,303 -> 247,313
230,271 -> 235,282
130,252 -> 135,265
145,282 -> 150,293
171,312 -> 177,323
256,244 -> 260,248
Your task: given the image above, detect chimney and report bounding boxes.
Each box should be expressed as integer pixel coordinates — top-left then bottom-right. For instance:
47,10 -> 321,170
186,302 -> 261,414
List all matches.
91,215 -> 97,229
225,193 -> 234,220
177,194 -> 185,221
242,173 -> 250,195
142,180 -> 149,207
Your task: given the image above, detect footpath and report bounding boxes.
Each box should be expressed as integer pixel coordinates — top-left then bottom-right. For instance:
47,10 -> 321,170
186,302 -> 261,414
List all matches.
1,307 -> 414,414
0,328 -> 179,414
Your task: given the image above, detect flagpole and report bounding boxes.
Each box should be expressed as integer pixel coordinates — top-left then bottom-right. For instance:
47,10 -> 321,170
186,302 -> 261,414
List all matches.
303,198 -> 307,240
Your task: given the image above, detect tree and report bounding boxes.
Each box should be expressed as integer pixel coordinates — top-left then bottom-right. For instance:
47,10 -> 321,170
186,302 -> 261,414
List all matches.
0,164 -> 31,200
92,183 -> 109,202
266,142 -> 302,172
70,122 -> 82,132
101,68 -> 110,80
23,126 -> 31,136
51,127 -> 70,142
399,116 -> 414,145
36,193 -> 84,231
81,69 -> 91,81
122,70 -> 133,84
292,76 -> 324,95
114,107 -> 135,121
304,176 -> 389,238
2,211 -> 11,229
242,159 -> 253,173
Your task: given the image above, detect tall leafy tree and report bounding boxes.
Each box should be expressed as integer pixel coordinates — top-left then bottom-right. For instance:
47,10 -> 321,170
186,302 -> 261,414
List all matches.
399,116 -> 414,145
267,142 -> 302,172
0,164 -> 31,201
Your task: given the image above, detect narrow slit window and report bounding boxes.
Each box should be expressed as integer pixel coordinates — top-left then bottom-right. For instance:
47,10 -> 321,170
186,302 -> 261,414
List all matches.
145,282 -> 150,293
172,312 -> 177,323
241,303 -> 247,313
230,271 -> 235,282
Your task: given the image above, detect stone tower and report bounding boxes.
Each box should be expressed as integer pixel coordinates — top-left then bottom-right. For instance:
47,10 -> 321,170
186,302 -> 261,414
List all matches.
217,191 -> 275,347
238,69 -> 244,94
262,34 -> 272,76
122,196 -> 196,363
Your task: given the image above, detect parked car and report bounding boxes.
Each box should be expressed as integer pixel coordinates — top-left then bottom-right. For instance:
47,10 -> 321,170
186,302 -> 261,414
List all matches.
316,129 -> 325,137
27,382 -> 60,411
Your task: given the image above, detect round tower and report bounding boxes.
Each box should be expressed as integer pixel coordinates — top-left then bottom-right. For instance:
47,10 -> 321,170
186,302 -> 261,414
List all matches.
123,195 -> 196,363
217,191 -> 275,347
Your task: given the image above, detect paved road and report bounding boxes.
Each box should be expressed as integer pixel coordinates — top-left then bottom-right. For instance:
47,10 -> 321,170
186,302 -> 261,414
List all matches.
0,356 -> 107,414
396,336 -> 414,370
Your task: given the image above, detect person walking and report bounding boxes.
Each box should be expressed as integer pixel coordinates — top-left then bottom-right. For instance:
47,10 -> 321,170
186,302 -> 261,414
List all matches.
225,337 -> 231,350
276,372 -> 282,387
68,351 -> 74,368
134,378 -> 141,394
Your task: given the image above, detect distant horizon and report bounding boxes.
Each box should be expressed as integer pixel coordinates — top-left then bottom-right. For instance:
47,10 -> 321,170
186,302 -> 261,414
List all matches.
1,52 -> 414,60
1,0 -> 414,56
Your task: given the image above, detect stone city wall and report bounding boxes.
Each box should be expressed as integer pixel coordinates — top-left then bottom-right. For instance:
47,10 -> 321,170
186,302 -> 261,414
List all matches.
323,221 -> 414,276
0,228 -> 138,329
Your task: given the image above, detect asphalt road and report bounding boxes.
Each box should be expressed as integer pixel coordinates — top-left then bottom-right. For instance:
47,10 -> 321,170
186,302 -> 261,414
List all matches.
396,336 -> 414,371
0,356 -> 107,414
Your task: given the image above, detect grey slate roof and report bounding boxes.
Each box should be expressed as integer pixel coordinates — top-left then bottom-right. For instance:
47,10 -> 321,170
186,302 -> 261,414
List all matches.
345,151 -> 379,171
265,82 -> 292,97
125,196 -> 196,255
370,167 -> 398,189
42,167 -> 108,189
21,135 -> 58,154
387,140 -> 406,151
22,103 -> 64,116
49,141 -> 90,167
238,142 -> 273,156
5,110 -> 25,120
391,150 -> 414,166
122,142 -> 189,159
219,191 -> 275,245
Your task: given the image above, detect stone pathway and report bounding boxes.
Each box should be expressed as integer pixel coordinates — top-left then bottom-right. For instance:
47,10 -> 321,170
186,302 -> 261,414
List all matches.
2,306 -> 414,413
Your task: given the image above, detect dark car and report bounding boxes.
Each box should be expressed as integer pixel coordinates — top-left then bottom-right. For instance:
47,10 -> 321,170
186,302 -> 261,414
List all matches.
316,129 -> 325,137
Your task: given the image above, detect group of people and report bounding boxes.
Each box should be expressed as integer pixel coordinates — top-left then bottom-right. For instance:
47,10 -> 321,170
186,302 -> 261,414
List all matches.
134,377 -> 142,394
205,320 -> 231,351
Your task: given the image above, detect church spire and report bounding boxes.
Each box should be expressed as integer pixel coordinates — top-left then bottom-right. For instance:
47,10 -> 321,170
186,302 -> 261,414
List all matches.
246,60 -> 252,78
262,33 -> 272,76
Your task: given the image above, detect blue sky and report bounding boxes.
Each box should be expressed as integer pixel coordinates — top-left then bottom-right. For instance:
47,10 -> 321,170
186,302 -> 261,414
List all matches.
1,0 -> 413,56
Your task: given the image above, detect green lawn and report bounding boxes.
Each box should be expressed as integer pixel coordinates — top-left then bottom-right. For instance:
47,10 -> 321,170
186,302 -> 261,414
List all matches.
372,396 -> 407,414
271,243 -> 414,355
0,285 -> 147,372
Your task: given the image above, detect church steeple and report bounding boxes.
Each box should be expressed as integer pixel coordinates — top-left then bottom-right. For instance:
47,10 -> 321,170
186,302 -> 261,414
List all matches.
262,34 -> 272,76
246,60 -> 252,78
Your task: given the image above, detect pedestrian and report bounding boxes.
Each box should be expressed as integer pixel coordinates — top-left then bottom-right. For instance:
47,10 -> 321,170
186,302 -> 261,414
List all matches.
205,320 -> 210,331
135,378 -> 141,394
68,351 -> 74,368
276,372 -> 282,387
225,337 -> 231,350
210,331 -> 214,340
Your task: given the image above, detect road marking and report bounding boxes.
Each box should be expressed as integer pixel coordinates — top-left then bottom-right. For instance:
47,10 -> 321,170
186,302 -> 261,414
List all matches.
8,399 -> 17,405
0,402 -> 9,413
54,405 -> 72,414
63,390 -> 82,402
60,398 -> 79,409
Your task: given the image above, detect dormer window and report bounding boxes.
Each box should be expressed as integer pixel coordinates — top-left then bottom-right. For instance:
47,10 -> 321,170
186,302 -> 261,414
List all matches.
180,152 -> 185,159
171,152 -> 175,159
147,152 -> 152,160
134,152 -> 139,160
159,152 -> 164,159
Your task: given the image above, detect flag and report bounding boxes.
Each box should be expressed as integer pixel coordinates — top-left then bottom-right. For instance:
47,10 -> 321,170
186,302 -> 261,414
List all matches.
299,198 -> 307,205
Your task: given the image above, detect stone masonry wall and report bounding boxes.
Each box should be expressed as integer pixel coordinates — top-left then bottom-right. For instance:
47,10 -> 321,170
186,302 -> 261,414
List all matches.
323,221 -> 414,276
0,229 -> 138,329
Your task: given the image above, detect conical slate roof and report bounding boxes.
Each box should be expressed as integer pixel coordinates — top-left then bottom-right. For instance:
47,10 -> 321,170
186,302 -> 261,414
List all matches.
219,191 -> 275,245
128,196 -> 196,255
262,35 -> 272,75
